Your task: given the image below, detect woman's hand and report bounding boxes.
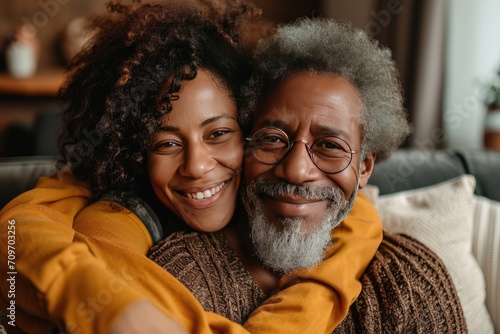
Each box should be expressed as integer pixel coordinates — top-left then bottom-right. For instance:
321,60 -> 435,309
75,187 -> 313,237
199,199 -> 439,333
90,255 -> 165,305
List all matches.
109,300 -> 187,334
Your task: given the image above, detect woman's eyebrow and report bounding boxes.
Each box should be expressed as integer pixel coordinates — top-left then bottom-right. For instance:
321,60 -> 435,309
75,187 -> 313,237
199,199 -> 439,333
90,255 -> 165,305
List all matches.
156,125 -> 179,133
200,114 -> 237,127
156,114 -> 237,132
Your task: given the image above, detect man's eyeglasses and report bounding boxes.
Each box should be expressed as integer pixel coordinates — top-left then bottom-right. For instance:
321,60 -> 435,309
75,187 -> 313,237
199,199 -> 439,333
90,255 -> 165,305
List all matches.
245,127 -> 358,174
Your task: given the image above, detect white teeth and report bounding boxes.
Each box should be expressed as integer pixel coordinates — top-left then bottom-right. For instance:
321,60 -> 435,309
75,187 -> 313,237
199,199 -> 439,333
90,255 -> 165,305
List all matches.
187,181 -> 226,200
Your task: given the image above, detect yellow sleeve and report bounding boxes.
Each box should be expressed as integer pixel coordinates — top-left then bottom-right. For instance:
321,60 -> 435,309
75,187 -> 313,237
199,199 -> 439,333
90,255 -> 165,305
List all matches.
0,174 -> 146,334
244,192 -> 382,333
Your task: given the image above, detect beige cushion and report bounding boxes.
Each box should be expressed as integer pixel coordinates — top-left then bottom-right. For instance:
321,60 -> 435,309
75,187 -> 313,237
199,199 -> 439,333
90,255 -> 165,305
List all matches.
363,175 -> 494,334
472,195 -> 500,333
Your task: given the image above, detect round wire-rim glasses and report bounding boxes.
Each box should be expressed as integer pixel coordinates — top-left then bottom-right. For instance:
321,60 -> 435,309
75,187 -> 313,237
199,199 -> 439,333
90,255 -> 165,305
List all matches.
245,126 -> 358,174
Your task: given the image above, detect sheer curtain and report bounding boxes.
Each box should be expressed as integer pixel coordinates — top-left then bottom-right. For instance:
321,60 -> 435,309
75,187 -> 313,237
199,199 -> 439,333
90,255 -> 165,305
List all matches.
443,0 -> 500,149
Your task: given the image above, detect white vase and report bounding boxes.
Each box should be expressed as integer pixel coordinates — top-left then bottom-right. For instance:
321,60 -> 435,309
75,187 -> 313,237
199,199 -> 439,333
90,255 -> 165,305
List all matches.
5,42 -> 37,78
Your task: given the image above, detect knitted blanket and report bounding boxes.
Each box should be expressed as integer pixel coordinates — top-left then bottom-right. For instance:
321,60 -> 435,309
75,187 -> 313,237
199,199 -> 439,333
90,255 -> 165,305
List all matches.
149,232 -> 467,333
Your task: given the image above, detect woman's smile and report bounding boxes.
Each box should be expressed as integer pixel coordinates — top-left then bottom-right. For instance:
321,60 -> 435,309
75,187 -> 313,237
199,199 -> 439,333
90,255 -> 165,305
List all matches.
184,179 -> 228,200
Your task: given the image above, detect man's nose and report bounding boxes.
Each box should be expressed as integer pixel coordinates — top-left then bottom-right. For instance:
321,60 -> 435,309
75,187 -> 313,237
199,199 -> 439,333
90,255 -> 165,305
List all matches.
272,141 -> 322,184
179,144 -> 217,178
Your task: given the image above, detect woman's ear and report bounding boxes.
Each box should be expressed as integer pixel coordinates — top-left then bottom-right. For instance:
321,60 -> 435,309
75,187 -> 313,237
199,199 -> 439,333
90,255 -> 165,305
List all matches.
358,153 -> 376,189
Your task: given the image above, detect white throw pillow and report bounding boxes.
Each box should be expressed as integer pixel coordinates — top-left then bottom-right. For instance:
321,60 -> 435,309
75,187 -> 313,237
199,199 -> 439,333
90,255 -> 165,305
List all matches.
366,175 -> 494,334
472,195 -> 500,334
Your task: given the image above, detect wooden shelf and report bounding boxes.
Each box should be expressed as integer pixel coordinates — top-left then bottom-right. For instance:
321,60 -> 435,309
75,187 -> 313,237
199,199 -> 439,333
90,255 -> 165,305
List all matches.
0,68 -> 68,97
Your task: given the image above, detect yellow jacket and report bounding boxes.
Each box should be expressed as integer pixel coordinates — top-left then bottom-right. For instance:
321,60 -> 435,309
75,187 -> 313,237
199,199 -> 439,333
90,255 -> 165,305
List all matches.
0,172 -> 382,334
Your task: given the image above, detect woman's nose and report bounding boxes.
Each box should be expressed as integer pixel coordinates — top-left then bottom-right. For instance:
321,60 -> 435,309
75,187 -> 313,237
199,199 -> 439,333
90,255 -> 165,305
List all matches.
179,143 -> 217,178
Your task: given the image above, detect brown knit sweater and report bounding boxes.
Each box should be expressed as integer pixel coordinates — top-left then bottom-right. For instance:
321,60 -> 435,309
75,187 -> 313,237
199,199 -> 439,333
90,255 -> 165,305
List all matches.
149,232 -> 467,333
150,232 -> 266,322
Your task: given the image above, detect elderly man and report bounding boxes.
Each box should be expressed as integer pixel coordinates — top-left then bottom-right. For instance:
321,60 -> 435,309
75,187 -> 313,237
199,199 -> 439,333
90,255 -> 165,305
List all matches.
150,18 -> 467,333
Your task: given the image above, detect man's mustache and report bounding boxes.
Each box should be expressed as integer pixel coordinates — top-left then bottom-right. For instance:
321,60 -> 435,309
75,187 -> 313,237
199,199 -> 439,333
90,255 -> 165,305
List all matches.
247,178 -> 345,204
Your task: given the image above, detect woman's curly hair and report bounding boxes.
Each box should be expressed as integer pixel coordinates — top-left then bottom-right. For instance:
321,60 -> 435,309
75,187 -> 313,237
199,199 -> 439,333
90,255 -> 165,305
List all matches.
239,18 -> 412,161
57,0 -> 261,197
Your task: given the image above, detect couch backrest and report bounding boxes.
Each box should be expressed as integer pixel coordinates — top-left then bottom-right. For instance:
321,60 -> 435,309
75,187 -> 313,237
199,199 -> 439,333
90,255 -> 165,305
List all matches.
0,156 -> 57,208
369,149 -> 500,201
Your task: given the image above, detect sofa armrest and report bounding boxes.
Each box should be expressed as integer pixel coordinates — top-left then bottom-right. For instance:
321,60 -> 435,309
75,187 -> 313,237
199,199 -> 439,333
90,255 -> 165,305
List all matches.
0,156 -> 57,208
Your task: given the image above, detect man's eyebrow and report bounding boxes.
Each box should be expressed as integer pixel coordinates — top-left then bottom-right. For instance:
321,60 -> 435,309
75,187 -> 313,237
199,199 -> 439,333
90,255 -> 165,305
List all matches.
256,121 -> 351,138
257,119 -> 287,129
314,124 -> 350,138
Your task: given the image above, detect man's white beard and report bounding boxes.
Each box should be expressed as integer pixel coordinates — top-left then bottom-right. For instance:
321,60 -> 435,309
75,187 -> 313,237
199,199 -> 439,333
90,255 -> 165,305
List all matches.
243,178 -> 358,274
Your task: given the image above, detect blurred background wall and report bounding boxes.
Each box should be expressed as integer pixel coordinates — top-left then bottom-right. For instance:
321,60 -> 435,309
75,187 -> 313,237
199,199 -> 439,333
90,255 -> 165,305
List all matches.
1,0 -> 500,157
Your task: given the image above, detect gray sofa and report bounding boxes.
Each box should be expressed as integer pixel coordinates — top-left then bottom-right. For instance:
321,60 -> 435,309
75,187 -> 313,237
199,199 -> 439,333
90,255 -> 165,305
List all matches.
0,156 -> 59,208
369,149 -> 500,201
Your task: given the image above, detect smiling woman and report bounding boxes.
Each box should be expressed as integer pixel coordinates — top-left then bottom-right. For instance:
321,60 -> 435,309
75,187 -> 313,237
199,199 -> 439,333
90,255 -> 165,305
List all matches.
147,69 -> 244,232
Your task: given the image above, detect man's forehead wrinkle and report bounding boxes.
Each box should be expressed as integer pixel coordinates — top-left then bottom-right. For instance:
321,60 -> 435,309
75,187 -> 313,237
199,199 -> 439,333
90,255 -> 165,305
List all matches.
263,93 -> 356,117
256,110 -> 354,139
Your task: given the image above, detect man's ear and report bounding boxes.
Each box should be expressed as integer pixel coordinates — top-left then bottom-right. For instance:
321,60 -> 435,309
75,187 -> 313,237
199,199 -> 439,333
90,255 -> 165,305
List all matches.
358,153 -> 376,189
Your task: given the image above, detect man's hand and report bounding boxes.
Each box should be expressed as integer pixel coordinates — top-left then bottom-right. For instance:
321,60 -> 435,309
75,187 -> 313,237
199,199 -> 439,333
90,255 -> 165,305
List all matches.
108,300 -> 187,334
